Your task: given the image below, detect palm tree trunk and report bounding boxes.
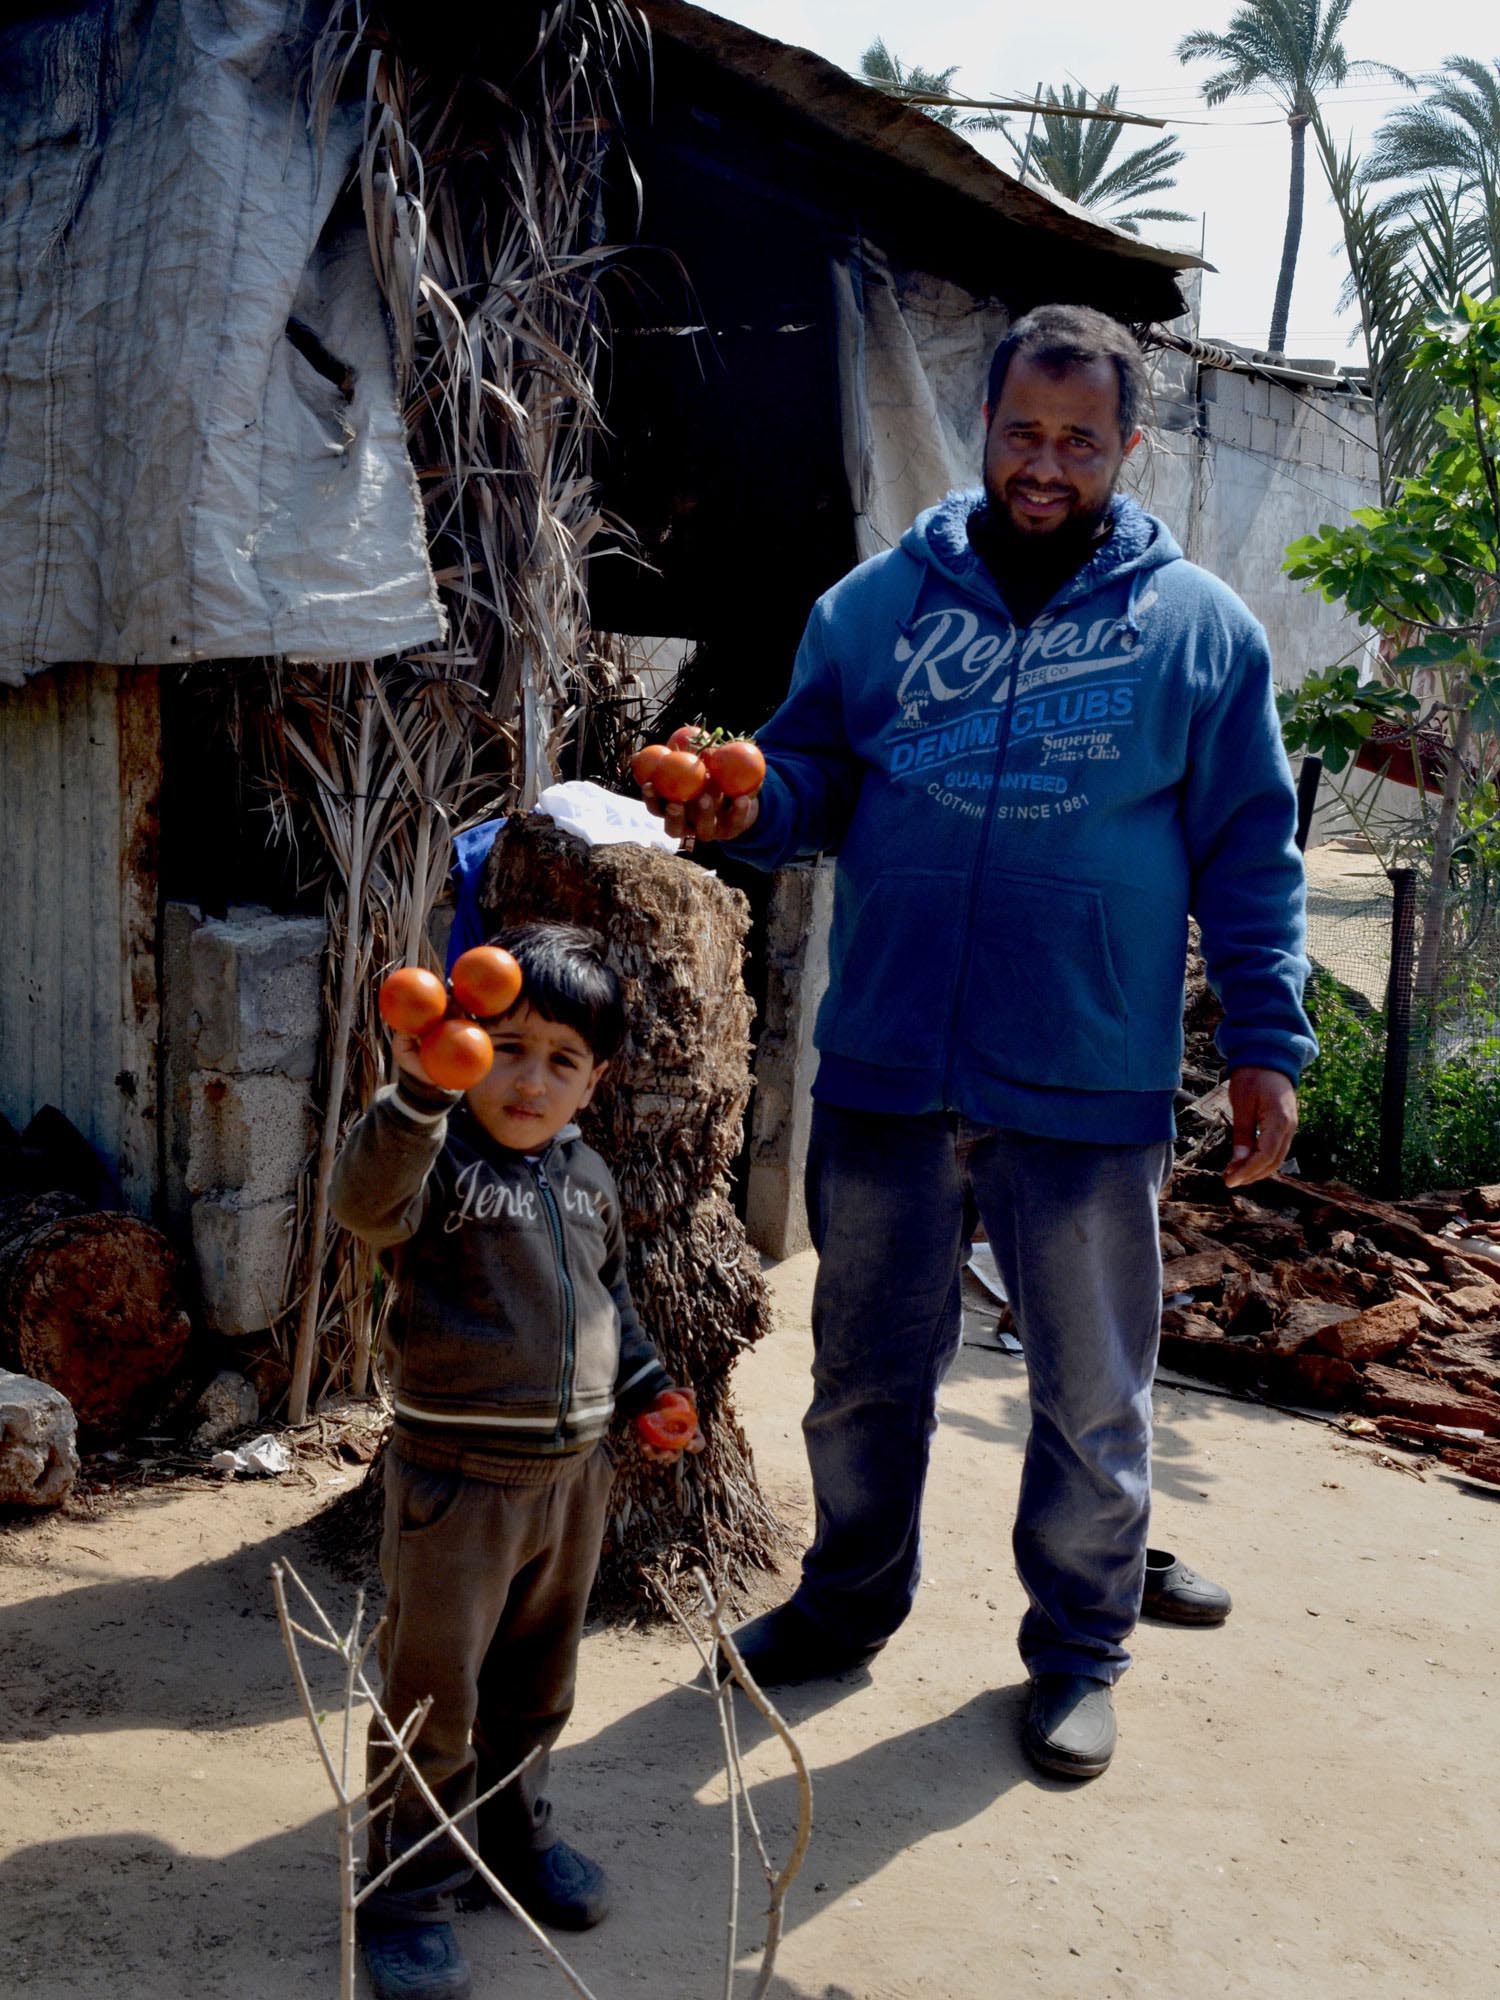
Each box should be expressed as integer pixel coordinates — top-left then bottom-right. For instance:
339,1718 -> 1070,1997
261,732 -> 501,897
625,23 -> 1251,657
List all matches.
1268,114 -> 1310,357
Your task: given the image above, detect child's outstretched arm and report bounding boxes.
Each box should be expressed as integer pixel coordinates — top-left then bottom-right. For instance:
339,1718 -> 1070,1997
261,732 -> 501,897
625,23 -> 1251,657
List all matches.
330,1040 -> 459,1248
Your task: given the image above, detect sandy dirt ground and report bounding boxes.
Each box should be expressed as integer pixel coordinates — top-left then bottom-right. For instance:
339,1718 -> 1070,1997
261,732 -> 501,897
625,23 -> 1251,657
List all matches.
2,1249 -> 1497,2000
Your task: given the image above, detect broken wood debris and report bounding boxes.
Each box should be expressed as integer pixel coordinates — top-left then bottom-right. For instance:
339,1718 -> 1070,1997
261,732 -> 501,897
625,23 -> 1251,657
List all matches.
1156,1167 -> 1500,1483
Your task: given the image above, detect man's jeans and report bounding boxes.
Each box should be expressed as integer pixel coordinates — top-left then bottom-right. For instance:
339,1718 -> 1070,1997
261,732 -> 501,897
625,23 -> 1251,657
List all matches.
795,1105 -> 1173,1684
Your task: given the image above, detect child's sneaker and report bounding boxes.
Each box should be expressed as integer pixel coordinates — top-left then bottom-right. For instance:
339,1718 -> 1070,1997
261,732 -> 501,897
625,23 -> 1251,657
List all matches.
456,1838 -> 611,1930
358,1906 -> 472,2000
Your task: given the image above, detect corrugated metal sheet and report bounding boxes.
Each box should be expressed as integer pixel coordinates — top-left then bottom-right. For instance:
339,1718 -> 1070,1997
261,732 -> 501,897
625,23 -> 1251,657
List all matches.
0,664 -> 160,1213
636,0 -> 1207,318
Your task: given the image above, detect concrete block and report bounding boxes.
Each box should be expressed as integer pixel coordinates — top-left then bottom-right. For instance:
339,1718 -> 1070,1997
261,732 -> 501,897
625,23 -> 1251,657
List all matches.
190,907 -> 326,1078
186,1069 -> 315,1203
1244,377 -> 1270,417
1267,385 -> 1297,428
1250,414 -> 1278,457
1214,402 -> 1253,452
192,1193 -> 296,1337
160,901 -> 203,1227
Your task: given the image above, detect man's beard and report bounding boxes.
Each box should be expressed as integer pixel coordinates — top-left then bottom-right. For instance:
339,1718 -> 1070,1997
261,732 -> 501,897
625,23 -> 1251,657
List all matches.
979,477 -> 1116,566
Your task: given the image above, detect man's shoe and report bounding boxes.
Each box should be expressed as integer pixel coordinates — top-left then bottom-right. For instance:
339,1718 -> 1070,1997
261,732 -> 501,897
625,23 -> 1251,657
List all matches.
716,1600 -> 884,1687
1022,1673 -> 1117,1780
358,1912 -> 472,2000
1141,1548 -> 1232,1627
457,1839 -> 610,1931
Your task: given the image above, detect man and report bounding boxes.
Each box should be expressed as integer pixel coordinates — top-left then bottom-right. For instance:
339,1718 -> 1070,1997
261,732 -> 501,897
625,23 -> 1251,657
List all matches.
647,305 -> 1313,1780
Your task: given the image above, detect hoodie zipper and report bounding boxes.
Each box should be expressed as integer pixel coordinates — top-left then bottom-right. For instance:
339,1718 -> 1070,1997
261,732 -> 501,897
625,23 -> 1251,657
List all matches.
941,606 -> 1025,1110
532,1151 -> 576,1442
934,505 -> 1147,1111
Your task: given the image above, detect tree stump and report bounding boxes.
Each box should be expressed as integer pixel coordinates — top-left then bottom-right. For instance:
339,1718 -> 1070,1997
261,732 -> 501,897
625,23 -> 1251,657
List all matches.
479,812 -> 787,1612
0,1196 -> 192,1441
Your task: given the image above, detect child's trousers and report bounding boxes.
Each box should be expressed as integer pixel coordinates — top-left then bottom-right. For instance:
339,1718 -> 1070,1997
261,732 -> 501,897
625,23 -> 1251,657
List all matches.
364,1443 -> 612,1914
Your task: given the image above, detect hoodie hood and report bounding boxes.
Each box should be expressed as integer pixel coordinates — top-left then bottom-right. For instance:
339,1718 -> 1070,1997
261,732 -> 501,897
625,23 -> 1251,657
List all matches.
900,488 -> 1182,627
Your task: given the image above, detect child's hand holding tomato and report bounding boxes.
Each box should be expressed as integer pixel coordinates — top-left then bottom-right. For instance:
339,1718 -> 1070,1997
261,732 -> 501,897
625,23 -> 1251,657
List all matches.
633,1388 -> 705,1464
378,950 -> 521,1095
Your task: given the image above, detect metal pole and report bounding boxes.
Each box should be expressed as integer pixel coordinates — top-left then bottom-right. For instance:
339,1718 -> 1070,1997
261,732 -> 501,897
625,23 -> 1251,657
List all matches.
1294,754 -> 1322,853
1378,866 -> 1418,1197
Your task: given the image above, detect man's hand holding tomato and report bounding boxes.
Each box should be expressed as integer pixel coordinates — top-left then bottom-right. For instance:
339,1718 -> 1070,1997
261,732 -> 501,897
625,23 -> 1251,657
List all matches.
636,726 -> 764,844
641,774 -> 760,845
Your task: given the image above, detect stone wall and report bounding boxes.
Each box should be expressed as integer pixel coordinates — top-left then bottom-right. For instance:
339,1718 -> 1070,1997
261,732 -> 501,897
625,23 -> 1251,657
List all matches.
161,903 -> 324,1338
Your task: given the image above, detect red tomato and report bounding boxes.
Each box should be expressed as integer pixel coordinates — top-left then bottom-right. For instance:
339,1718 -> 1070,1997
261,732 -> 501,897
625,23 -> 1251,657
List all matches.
378,966 -> 449,1036
653,750 -> 709,803
635,1390 -> 699,1451
450,945 -> 523,1019
705,740 -> 766,798
631,743 -> 670,788
418,1018 -> 494,1091
668,724 -> 710,754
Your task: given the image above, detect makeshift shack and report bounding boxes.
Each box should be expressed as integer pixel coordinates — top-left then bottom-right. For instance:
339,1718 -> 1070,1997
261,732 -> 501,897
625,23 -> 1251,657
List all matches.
0,0 -> 1205,1334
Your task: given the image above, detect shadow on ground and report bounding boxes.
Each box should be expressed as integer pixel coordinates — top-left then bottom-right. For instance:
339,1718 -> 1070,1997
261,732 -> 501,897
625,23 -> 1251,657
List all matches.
0,1513 -> 360,1743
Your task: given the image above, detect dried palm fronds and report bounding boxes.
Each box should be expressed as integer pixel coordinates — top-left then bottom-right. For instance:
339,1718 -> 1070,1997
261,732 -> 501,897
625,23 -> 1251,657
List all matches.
243,2 -> 647,1418
479,813 -> 787,1614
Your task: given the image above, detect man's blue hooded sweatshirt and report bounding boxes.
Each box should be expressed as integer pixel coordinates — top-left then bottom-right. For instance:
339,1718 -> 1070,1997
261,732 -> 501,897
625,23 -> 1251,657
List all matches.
730,490 -> 1315,1143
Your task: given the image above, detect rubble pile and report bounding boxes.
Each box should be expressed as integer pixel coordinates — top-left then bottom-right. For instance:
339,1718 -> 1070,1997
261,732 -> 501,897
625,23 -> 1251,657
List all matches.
1154,1167 -> 1500,1485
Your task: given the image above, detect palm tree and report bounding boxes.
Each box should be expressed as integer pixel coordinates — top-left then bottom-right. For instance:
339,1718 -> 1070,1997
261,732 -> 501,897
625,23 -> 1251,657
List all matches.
980,84 -> 1192,237
1178,1 -> 1398,356
859,38 -> 964,128
1317,120 -> 1470,489
1361,57 -> 1500,298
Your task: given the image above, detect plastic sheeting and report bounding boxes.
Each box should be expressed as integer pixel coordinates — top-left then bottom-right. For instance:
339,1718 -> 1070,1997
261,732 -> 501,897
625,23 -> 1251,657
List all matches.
834,247 -> 1011,561
0,0 -> 443,684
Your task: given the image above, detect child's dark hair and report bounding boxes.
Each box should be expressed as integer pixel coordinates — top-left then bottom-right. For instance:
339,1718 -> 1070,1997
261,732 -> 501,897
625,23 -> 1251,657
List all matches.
484,923 -> 626,1062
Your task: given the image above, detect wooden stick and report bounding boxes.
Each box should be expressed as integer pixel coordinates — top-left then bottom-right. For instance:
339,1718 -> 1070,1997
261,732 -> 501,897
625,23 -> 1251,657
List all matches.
288,677 -> 375,1425
272,1559 -> 602,2000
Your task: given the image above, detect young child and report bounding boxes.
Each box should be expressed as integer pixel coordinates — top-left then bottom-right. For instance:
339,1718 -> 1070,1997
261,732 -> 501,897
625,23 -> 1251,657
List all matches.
331,921 -> 700,2000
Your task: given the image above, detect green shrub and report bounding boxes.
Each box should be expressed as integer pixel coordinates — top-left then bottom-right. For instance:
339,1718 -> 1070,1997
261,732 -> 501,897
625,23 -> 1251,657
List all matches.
1297,968 -> 1500,1190
1296,969 -> 1384,1186
1410,1037 -> 1500,1188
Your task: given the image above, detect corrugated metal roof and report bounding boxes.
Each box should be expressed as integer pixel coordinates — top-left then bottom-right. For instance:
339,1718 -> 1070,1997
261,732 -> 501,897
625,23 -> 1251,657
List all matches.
637,1 -> 1210,293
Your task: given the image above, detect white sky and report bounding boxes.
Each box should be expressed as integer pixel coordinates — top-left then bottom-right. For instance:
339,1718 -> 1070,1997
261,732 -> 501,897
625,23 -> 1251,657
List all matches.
704,0 -> 1488,360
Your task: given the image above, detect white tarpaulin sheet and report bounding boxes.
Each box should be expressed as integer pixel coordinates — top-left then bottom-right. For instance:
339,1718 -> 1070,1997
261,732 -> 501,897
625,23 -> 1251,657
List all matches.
0,0 -> 443,684
834,247 -> 1011,561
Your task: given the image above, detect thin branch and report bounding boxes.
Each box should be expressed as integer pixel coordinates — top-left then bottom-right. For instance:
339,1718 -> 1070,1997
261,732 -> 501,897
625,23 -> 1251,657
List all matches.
273,1560 -> 602,2000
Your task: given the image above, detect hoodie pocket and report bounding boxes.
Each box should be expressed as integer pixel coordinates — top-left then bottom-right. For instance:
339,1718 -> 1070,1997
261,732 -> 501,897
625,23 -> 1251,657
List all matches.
818,869 -> 961,1072
960,872 -> 1130,1091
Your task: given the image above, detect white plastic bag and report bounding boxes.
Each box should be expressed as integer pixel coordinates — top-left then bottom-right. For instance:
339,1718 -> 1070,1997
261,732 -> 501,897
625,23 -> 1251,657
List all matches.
535,781 -> 680,853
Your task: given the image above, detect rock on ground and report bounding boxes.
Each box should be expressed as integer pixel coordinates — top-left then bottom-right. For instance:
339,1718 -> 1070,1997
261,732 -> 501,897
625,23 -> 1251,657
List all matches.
0,1368 -> 79,1509
188,1370 -> 260,1451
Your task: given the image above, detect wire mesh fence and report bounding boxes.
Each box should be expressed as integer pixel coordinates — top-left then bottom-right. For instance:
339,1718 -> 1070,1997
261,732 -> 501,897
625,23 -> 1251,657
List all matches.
1300,842 -> 1500,1195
